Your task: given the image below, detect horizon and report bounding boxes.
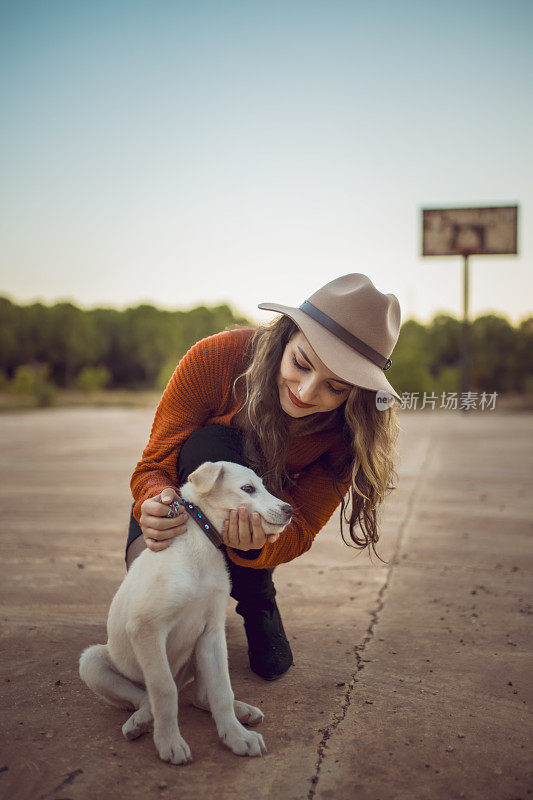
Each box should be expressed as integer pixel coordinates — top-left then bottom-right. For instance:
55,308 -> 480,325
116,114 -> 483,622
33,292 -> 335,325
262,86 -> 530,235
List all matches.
1,289 -> 530,328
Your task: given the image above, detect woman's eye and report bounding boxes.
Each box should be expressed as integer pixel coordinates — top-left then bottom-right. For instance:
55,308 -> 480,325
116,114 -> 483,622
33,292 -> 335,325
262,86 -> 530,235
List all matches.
328,383 -> 346,395
291,354 -> 308,371
240,484 -> 255,494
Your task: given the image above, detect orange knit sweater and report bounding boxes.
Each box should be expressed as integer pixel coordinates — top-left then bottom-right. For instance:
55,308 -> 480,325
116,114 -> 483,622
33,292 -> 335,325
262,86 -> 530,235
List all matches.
130,328 -> 350,569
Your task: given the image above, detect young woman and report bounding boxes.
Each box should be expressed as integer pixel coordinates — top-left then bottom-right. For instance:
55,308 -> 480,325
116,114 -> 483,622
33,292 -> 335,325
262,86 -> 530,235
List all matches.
125,273 -> 401,681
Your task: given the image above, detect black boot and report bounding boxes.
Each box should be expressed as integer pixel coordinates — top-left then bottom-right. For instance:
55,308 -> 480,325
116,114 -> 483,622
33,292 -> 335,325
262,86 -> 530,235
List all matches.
225,556 -> 293,680
236,598 -> 294,681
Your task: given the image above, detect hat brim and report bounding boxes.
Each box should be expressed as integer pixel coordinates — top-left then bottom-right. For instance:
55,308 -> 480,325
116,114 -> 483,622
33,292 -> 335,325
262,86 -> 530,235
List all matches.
258,302 -> 402,403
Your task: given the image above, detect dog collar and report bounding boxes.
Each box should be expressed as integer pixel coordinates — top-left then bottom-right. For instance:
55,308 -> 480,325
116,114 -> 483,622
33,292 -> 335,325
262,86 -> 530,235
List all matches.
167,499 -> 224,549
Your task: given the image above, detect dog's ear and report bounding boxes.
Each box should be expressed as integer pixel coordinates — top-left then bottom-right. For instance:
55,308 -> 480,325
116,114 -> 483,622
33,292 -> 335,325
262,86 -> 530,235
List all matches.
188,462 -> 224,495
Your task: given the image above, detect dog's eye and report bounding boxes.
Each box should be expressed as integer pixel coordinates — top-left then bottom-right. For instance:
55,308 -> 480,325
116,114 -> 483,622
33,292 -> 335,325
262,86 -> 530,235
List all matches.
240,484 -> 256,495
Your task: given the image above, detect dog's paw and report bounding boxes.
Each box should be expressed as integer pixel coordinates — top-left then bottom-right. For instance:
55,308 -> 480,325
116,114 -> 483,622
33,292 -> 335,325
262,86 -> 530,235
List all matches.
155,734 -> 192,765
221,723 -> 267,757
122,707 -> 153,740
234,700 -> 264,726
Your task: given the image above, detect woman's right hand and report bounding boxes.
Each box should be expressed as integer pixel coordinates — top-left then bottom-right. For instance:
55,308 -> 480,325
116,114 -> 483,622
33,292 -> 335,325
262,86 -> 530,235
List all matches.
140,488 -> 189,552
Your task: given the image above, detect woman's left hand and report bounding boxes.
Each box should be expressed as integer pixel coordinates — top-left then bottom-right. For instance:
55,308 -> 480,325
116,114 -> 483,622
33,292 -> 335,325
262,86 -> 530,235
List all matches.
222,506 -> 280,551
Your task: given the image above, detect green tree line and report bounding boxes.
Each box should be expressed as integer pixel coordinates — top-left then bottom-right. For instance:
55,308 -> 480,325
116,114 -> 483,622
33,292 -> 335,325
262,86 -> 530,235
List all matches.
388,313 -> 533,397
0,298 -> 249,393
0,296 -> 532,398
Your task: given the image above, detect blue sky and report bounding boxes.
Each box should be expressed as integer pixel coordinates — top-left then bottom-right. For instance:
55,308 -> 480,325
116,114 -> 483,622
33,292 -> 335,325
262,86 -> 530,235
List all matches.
1,0 -> 532,325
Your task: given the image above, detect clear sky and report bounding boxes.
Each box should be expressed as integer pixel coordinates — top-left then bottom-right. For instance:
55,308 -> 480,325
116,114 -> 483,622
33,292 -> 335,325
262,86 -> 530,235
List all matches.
1,0 -> 532,326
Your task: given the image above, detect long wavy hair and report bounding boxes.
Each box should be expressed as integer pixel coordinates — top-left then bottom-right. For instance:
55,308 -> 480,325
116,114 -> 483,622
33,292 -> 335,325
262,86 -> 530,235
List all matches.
233,315 -> 400,562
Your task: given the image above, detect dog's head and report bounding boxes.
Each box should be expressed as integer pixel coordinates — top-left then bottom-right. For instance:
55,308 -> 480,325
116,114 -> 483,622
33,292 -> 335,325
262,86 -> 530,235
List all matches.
185,461 -> 293,535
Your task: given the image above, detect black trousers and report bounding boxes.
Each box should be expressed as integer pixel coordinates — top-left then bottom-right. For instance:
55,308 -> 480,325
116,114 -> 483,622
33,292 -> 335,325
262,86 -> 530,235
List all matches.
126,425 -> 276,608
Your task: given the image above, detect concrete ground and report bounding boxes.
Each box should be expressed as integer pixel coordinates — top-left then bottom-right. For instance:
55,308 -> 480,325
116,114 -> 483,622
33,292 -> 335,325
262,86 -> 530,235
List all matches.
0,407 -> 531,800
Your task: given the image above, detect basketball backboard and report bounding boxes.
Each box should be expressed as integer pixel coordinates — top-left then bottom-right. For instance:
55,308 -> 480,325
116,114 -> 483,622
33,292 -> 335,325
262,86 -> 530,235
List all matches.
422,206 -> 518,256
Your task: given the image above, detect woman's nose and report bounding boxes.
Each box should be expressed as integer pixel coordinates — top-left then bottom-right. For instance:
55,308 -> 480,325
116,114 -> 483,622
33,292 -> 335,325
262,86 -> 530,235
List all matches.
298,377 -> 318,402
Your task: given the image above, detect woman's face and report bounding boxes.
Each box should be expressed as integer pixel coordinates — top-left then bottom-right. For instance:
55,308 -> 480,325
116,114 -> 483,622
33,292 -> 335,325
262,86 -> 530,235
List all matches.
277,330 -> 352,417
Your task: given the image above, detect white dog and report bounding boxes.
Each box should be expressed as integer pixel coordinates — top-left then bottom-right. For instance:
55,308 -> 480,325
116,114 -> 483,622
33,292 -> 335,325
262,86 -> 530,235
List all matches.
79,460 -> 292,765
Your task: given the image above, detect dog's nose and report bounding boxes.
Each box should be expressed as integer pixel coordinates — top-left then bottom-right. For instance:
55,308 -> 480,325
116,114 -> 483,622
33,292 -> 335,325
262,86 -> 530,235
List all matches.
281,503 -> 293,517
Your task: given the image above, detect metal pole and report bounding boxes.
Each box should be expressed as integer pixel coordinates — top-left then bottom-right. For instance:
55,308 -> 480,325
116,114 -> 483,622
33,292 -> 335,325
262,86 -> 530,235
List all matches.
460,254 -> 470,411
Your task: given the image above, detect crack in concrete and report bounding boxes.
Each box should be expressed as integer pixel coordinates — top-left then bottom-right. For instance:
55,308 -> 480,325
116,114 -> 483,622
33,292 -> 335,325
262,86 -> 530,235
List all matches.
35,769 -> 83,800
307,423 -> 438,800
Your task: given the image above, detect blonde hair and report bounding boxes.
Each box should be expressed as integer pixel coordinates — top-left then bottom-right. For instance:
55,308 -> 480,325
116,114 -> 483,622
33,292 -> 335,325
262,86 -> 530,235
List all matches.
233,316 -> 399,561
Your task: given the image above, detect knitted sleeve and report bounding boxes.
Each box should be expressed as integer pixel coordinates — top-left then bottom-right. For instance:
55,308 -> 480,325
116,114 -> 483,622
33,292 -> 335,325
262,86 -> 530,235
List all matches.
226,462 -> 349,569
130,331 -> 243,522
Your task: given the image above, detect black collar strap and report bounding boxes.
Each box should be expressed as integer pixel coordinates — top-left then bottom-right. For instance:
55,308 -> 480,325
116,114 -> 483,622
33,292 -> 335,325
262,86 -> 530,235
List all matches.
168,499 -> 224,549
299,300 -> 392,370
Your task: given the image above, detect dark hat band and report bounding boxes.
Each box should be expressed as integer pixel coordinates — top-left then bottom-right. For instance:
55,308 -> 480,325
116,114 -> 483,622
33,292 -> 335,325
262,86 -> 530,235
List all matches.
299,300 -> 392,371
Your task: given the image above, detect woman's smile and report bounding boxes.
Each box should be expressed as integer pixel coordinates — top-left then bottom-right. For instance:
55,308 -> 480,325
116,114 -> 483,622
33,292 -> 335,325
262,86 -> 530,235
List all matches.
287,387 -> 315,409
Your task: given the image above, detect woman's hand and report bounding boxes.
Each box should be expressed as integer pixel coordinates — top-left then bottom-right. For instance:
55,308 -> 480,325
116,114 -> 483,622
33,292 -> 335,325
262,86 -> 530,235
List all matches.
222,506 -> 280,551
140,488 -> 189,552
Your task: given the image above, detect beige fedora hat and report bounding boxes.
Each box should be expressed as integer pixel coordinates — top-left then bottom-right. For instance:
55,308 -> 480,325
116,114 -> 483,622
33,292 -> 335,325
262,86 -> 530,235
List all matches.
258,273 -> 402,402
